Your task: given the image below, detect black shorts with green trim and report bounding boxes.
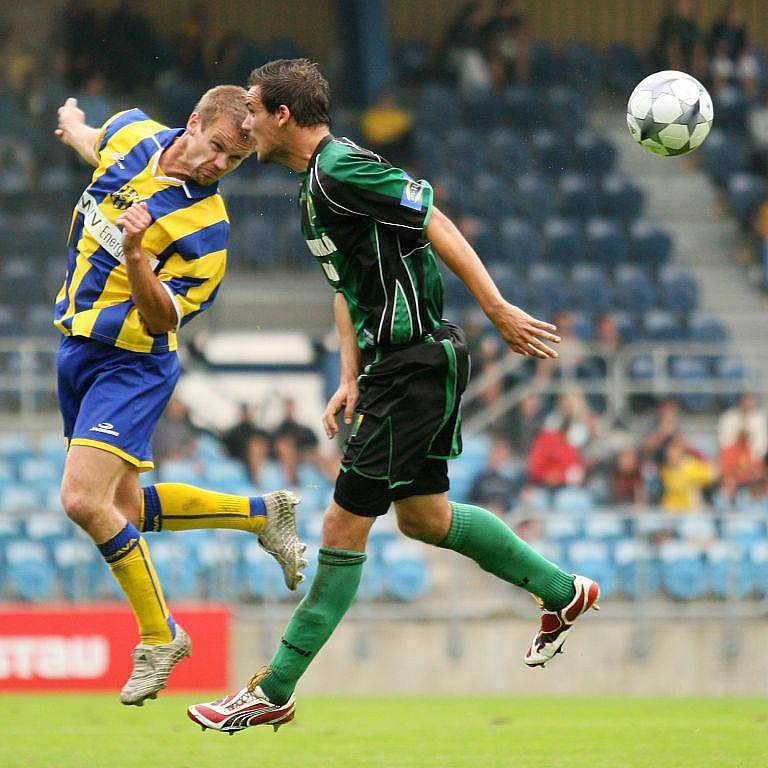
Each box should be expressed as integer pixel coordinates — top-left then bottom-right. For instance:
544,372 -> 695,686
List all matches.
334,320 -> 470,518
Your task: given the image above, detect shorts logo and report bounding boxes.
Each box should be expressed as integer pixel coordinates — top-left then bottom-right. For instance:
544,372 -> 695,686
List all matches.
90,422 -> 120,437
400,179 -> 424,211
110,184 -> 140,211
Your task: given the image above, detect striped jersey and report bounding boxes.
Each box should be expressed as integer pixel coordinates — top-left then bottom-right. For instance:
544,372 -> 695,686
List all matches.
298,135 -> 444,351
54,109 -> 229,353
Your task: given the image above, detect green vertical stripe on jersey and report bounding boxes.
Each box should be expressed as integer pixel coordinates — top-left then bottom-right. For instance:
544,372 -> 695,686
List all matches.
391,280 -> 414,344
426,338 -> 458,460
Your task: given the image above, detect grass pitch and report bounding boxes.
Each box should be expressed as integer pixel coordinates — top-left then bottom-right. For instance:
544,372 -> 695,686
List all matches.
1,695 -> 766,768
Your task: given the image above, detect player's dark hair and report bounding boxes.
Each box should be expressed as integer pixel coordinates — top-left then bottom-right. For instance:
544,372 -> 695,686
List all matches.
248,59 -> 331,128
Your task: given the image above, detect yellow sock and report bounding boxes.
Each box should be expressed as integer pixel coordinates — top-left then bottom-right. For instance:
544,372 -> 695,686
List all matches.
99,523 -> 174,645
141,483 -> 267,534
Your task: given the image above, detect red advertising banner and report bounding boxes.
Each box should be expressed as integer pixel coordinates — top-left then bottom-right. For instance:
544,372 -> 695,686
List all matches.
0,605 -> 230,690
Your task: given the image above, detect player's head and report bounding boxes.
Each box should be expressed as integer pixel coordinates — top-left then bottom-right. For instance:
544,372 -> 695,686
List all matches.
244,59 -> 331,164
183,85 -> 256,185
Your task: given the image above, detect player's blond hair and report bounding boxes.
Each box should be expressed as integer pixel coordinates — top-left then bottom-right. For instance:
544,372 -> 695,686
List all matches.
194,84 -> 249,130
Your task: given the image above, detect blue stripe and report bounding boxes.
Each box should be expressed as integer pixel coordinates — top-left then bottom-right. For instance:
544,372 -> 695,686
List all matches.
89,299 -> 135,342
249,496 -> 267,518
89,128 -> 180,205
164,275 -> 208,297
180,284 -> 220,327
55,215 -> 86,323
97,109 -> 151,152
150,333 -> 170,353
72,247 -> 119,313
98,521 -> 142,563
158,220 -> 229,263
145,185 -> 206,226
142,485 -> 163,532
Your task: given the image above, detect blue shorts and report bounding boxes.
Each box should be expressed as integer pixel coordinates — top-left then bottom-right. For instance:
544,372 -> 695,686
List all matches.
57,335 -> 181,471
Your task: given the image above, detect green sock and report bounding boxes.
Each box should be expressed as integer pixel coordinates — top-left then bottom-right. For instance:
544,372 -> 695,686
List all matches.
440,502 -> 575,610
260,546 -> 366,705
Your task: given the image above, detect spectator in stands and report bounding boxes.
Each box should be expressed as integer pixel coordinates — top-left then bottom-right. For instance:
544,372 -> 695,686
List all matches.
720,427 -> 764,503
656,0 -> 705,77
717,393 -> 767,460
708,3 -> 747,64
61,0 -> 98,89
535,309 -> 587,384
507,391 -> 544,457
484,0 -> 531,87
710,38 -> 760,100
153,397 -> 198,465
752,199 -> 768,292
528,411 -> 586,489
609,448 -> 647,505
443,1 -> 494,93
359,91 -> 414,168
274,397 -> 336,483
643,397 -> 683,466
660,436 -> 716,513
469,436 -> 520,516
222,403 -> 271,464
102,0 -> 160,93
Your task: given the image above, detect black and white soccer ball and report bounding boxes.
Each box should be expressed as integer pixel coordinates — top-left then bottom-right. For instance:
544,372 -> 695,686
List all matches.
626,70 -> 714,157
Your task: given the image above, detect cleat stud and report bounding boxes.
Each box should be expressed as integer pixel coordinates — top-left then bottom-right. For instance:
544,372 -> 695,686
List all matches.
229,731 -> 234,737
201,726 -> 206,732
592,604 -> 601,612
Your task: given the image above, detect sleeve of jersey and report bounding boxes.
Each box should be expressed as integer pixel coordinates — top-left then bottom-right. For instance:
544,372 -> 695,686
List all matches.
156,221 -> 229,330
94,108 -> 152,163
314,153 -> 433,234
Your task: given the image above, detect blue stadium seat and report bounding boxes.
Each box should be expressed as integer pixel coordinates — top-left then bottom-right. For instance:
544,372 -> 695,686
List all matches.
700,129 -> 746,187
574,132 -> 616,177
241,540 -> 287,600
600,174 -> 643,222
53,538 -> 100,601
487,262 -> 526,306
552,486 -> 595,514
357,556 -> 385,601
542,514 -> 584,544
499,219 -> 544,268
659,541 -> 708,600
630,220 -> 673,267
546,85 -> 588,133
571,264 -> 614,316
203,458 -> 250,491
605,44 -> 645,91
502,86 -> 545,132
158,459 -> 200,486
470,172 -> 517,219
714,85 -> 748,134
543,218 -> 587,265
584,514 -> 627,542
515,174 -> 558,223
0,484 -> 41,514
614,539 -> 661,599
670,356 -> 717,412
381,541 -> 430,601
627,353 -> 656,380
615,265 -> 656,313
528,263 -> 571,315
727,173 -> 764,225
532,129 -> 572,174
4,540 -> 55,601
749,541 -> 768,598
705,541 -> 753,599
659,267 -> 699,313
567,540 -> 616,597
487,127 -> 529,176
563,43 -> 602,93
420,83 -> 461,128
644,310 -> 684,342
715,356 -> 747,408
149,539 -> 201,601
613,311 -> 643,343
586,218 -> 630,264
529,42 -> 561,89
688,312 -> 729,342
197,534 -> 242,600
559,172 -> 600,221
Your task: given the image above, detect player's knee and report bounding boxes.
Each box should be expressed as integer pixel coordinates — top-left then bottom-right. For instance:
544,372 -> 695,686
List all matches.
60,486 -> 102,529
396,511 -> 432,542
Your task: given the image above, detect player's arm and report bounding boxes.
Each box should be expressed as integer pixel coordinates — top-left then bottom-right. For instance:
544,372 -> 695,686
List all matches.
117,203 -> 178,335
323,292 -> 361,439
54,98 -> 100,168
426,205 -> 560,359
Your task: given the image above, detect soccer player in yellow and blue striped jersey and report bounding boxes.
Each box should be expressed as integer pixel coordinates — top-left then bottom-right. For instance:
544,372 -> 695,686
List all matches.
53,87 -> 305,707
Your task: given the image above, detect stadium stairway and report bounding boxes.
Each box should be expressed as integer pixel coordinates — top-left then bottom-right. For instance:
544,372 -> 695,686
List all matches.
597,105 -> 768,384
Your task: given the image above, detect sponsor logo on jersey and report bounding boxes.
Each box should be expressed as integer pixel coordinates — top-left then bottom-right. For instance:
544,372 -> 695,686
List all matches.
90,422 -> 120,437
0,636 -> 109,680
110,150 -> 126,169
400,179 -> 425,211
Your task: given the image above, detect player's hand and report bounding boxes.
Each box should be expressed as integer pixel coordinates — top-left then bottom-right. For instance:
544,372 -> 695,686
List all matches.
322,379 -> 359,439
117,202 -> 153,255
54,97 -> 87,146
491,302 -> 561,359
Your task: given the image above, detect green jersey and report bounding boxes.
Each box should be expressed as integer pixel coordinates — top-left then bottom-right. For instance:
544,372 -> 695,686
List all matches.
298,135 -> 444,350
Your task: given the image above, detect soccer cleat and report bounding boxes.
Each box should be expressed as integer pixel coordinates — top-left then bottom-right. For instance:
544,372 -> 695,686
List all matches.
120,624 -> 192,705
524,575 -> 601,668
259,490 -> 307,590
187,667 -> 296,735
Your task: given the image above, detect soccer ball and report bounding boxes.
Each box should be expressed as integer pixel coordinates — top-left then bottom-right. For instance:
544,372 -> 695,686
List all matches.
626,70 -> 714,157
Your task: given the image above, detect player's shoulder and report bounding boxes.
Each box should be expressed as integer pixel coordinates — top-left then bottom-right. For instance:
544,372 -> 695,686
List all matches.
98,108 -> 169,153
316,136 -> 386,178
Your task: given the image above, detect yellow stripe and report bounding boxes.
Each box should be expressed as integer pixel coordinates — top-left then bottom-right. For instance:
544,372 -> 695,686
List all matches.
69,438 -> 154,471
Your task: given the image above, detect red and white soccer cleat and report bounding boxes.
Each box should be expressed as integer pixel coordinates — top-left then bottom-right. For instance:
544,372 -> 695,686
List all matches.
187,668 -> 295,735
524,574 -> 601,668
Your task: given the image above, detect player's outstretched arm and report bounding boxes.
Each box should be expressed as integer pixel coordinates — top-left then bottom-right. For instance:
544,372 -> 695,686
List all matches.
426,205 -> 560,359
323,292 -> 361,439
54,97 -> 100,168
118,202 -> 179,335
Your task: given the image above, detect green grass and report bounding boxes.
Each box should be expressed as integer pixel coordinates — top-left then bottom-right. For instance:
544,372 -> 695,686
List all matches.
1,695 -> 766,768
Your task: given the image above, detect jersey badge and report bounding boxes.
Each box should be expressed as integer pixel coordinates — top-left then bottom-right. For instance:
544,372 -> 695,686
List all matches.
401,179 -> 424,211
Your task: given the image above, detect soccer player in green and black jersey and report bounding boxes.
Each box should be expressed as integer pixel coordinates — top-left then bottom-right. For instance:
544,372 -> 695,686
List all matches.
187,59 -> 601,735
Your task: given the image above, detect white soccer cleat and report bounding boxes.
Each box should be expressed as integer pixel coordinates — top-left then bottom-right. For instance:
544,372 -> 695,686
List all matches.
119,624 -> 192,706
259,490 -> 307,590
188,668 -> 296,735
524,575 -> 601,668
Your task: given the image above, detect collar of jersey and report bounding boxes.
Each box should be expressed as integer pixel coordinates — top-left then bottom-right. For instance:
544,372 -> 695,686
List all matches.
303,133 -> 335,177
148,128 -> 218,199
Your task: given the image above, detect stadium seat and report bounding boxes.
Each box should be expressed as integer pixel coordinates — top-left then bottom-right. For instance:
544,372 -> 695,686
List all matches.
605,44 -> 645,91
241,540 -> 287,600
552,486 -> 595,514
487,262 -> 526,306
532,129 -> 572,174
546,85 -> 588,133
197,534 -> 241,600
52,538 -> 100,601
676,515 -> 718,542
487,127 -> 529,176
543,217 -> 587,265
586,217 -> 630,264
613,311 -> 643,343
0,484 -> 41,514
574,132 -> 617,177
644,310 -> 684,342
584,514 -> 627,542
600,174 -> 643,222
688,312 -> 729,342
727,173 -> 764,225
502,86 -> 545,132
571,264 -> 614,316
715,356 -> 747,408
515,173 -> 558,223
529,42 -> 561,89
670,356 -> 717,412
615,265 -> 656,313
542,514 -> 584,544
630,220 -> 673,266
203,458 -> 252,492
559,172 -> 600,221
527,263 -> 571,315
659,267 -> 699,314
614,538 -> 661,599
158,459 -> 200,486
700,128 -> 746,187
705,541 -> 753,599
4,540 -> 55,601
499,218 -> 544,267
659,541 -> 708,600
562,43 -> 602,93
749,541 -> 768,597
470,172 -> 517,220
149,539 -> 201,601
567,540 -> 616,598
714,85 -> 748,134
381,541 -> 430,601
